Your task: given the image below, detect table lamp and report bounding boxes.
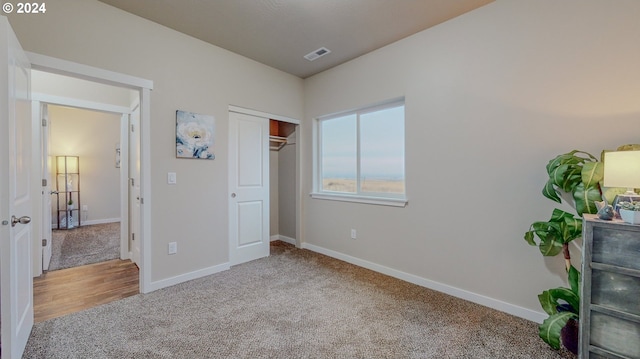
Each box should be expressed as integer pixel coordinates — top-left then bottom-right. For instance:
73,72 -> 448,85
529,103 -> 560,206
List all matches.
603,150 -> 640,215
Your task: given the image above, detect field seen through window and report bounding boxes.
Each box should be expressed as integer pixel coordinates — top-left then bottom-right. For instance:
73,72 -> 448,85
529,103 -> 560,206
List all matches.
322,178 -> 404,194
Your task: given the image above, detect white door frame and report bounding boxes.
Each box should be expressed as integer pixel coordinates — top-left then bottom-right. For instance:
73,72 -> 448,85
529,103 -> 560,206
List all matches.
227,105 -> 302,249
128,103 -> 141,267
39,102 -> 52,271
26,52 -> 154,293
119,112 -> 129,260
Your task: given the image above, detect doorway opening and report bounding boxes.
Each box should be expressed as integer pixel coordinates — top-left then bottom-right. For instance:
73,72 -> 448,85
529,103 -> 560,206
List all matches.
26,52 -> 153,297
30,68 -> 145,321
46,105 -> 125,271
269,119 -> 298,246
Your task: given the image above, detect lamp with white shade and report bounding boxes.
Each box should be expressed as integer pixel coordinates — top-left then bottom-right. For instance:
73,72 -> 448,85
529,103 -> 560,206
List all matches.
603,150 -> 640,219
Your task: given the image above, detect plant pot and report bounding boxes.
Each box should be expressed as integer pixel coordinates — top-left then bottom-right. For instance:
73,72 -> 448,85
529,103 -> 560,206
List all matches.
561,318 -> 579,355
619,209 -> 640,224
67,204 -> 74,211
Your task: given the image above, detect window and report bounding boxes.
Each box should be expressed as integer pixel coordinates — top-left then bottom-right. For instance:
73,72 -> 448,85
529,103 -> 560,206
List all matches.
312,99 -> 406,207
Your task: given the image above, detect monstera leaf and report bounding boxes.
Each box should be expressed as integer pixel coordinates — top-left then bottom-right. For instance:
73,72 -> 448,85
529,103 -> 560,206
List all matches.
568,265 -> 580,297
573,182 -> 602,216
581,162 -> 603,187
524,209 -> 582,256
543,150 -> 599,208
539,311 -> 578,350
537,269 -> 580,350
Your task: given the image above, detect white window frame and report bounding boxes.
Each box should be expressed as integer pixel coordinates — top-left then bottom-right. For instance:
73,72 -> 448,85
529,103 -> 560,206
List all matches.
311,98 -> 407,207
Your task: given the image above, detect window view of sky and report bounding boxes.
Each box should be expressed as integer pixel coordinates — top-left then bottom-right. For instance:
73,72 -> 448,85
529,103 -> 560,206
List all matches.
321,114 -> 357,179
321,106 -> 404,180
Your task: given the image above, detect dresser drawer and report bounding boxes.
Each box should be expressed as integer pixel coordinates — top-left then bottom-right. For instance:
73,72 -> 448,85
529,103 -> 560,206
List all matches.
592,227 -> 640,270
592,269 -> 640,316
590,311 -> 640,359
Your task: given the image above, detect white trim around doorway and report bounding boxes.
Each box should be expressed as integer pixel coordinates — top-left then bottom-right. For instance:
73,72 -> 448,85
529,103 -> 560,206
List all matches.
27,51 -> 154,293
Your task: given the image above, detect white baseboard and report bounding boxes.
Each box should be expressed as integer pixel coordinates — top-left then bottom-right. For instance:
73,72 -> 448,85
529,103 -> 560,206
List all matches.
82,218 -> 121,226
51,217 -> 120,229
148,262 -> 230,292
140,233 -> 297,294
270,234 -> 297,246
300,242 -> 547,324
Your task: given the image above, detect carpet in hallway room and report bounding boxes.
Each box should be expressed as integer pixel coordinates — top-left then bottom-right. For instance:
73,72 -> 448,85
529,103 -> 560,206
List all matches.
48,222 -> 120,271
24,241 -> 573,358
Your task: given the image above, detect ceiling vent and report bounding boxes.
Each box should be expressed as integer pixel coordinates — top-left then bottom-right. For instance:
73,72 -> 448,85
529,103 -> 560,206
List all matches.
304,47 -> 331,61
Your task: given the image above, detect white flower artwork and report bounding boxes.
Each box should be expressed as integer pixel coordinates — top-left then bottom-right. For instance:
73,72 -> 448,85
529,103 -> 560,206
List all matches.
176,110 -> 215,159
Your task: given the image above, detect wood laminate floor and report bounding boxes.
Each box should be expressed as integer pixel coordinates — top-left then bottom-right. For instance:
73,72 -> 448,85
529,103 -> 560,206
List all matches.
34,259 -> 139,323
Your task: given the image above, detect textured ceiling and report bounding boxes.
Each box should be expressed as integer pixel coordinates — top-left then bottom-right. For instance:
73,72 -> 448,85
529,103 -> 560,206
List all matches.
97,0 -> 493,78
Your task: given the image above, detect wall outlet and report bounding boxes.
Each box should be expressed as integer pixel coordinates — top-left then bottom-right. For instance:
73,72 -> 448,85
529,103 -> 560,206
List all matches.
82,204 -> 88,211
351,229 -> 357,239
168,242 -> 177,255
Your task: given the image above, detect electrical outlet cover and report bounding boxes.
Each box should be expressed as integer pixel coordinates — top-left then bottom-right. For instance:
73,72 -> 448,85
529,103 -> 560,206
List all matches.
168,242 -> 177,254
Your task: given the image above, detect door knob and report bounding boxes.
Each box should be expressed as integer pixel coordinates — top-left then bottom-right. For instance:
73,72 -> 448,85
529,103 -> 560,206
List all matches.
50,190 -> 58,195
11,215 -> 31,227
231,193 -> 237,198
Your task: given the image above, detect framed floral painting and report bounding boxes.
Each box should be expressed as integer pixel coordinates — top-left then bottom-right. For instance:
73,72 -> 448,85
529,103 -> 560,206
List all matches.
176,110 -> 215,159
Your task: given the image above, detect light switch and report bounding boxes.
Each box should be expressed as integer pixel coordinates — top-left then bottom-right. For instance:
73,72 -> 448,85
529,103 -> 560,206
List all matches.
167,172 -> 177,184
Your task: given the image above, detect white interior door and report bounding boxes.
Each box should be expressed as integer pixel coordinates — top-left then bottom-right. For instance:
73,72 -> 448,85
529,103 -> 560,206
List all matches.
41,103 -> 52,271
228,111 -> 269,266
129,107 -> 141,267
0,17 -> 34,359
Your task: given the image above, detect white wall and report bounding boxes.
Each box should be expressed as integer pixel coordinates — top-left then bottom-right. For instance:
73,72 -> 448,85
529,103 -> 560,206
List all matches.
33,70 -> 133,108
7,0 -> 304,283
269,151 -> 279,236
278,132 -> 297,240
49,106 -> 121,225
302,0 -> 640,321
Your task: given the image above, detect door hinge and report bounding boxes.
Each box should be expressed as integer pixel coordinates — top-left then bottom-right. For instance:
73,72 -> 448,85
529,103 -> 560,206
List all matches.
42,178 -> 47,187
140,197 -> 144,204
42,239 -> 47,247
42,118 -> 47,127
130,178 -> 135,186
131,124 -> 135,132
131,233 -> 135,241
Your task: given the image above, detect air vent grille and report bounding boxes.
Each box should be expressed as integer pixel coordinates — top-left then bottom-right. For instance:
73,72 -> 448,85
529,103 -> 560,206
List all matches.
304,47 -> 331,61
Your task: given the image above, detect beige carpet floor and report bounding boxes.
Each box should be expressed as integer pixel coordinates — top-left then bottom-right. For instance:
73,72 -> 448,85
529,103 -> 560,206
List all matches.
23,241 -> 574,358
48,222 -> 121,271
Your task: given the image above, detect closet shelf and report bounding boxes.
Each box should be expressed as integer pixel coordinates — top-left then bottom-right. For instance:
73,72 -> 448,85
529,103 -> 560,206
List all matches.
269,119 -> 295,151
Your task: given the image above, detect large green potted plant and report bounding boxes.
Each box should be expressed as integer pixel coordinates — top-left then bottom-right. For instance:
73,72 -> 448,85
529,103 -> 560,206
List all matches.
524,150 -> 605,354
524,146 -> 637,353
